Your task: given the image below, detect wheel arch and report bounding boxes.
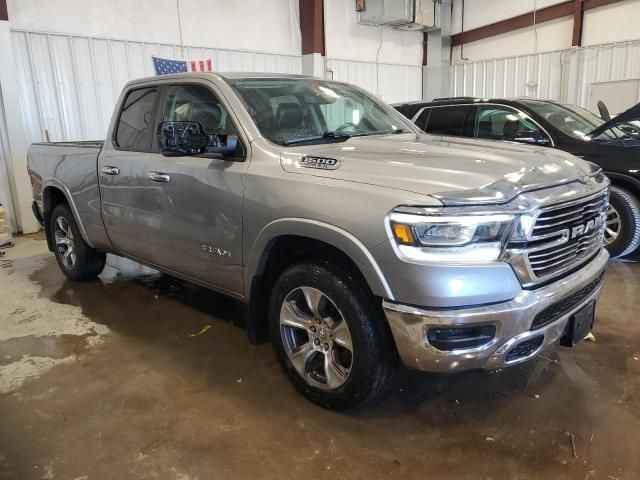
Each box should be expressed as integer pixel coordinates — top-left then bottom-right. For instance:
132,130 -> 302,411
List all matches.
245,219 -> 393,344
604,172 -> 640,198
42,180 -> 93,252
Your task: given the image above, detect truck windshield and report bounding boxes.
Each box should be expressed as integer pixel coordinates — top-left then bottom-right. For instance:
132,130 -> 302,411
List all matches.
229,78 -> 412,146
523,101 -> 615,140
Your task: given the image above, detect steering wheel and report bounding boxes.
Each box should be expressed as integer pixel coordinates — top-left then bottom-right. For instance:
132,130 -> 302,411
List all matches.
335,122 -> 358,134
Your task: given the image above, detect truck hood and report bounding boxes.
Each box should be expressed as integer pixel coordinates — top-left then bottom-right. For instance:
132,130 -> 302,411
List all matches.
280,133 -> 597,205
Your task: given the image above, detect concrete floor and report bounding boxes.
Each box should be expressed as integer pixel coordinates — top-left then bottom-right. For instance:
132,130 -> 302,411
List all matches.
1,235 -> 639,480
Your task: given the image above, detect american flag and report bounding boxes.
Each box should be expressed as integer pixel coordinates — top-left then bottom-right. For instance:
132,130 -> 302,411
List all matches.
153,56 -> 213,75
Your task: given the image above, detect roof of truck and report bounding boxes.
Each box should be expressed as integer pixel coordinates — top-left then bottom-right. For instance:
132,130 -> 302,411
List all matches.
126,71 -> 314,87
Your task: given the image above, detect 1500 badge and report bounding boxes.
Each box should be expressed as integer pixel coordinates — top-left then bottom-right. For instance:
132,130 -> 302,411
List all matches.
298,156 -> 342,170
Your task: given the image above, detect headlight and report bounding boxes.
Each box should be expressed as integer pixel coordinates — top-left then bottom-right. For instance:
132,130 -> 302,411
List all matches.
389,211 -> 515,262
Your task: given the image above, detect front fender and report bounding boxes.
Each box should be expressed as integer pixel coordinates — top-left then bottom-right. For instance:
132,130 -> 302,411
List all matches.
245,218 -> 394,300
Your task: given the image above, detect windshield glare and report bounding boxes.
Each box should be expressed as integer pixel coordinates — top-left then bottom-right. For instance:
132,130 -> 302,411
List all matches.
522,101 -> 621,140
229,78 -> 412,146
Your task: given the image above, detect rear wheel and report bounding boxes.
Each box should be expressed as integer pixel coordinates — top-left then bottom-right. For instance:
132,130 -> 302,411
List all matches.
269,261 -> 398,410
604,186 -> 640,258
51,204 -> 106,280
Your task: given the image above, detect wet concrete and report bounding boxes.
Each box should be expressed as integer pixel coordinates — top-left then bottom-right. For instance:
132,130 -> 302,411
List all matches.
1,235 -> 639,480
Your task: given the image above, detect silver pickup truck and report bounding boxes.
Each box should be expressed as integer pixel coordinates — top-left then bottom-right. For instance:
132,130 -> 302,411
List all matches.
27,73 -> 609,409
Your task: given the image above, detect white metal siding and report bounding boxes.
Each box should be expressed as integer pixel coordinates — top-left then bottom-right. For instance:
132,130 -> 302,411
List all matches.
451,39 -> 640,110
11,30 -> 303,143
326,58 -> 422,104
0,94 -> 17,232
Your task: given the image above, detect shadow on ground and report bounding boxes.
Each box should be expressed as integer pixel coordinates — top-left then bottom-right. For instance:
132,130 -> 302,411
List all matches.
0,250 -> 638,480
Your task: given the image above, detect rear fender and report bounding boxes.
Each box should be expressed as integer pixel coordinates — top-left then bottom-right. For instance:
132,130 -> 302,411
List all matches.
42,179 -> 94,250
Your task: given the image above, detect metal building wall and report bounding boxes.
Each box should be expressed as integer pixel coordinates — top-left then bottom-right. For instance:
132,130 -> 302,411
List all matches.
11,29 -> 303,144
0,93 -> 17,231
450,39 -> 640,109
451,50 -> 564,102
565,40 -> 640,109
326,58 -> 422,104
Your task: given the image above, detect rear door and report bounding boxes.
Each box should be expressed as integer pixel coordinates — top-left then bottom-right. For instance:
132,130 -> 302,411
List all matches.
144,82 -> 249,295
98,86 -> 159,261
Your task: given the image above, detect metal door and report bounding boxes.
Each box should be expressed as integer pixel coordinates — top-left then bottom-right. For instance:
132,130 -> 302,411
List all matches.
99,86 -> 159,262
144,83 -> 249,295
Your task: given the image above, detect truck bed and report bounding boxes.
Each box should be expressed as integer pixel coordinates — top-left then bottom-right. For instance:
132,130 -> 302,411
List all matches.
27,140 -> 106,245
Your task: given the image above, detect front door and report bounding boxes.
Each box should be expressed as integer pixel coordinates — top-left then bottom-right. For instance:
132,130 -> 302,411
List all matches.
99,86 -> 159,262
145,83 -> 249,295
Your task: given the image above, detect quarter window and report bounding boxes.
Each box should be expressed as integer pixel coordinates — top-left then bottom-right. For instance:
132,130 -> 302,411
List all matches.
115,87 -> 158,151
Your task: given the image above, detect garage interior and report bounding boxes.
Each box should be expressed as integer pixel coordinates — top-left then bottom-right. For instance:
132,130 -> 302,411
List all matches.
1,1 -> 640,479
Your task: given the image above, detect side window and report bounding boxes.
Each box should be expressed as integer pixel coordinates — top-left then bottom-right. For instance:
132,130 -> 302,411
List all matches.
425,106 -> 473,136
475,106 -> 549,145
415,108 -> 431,131
163,85 -> 238,136
115,87 -> 158,151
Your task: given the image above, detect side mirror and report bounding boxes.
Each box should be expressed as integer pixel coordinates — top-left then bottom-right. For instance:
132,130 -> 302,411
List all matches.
158,121 -> 243,158
158,121 -> 208,156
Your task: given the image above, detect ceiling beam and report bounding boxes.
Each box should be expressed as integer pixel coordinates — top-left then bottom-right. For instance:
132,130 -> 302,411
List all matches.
572,0 -> 584,46
451,0 -> 627,48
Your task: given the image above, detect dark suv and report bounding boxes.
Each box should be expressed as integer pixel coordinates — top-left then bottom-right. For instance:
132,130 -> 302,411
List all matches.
394,97 -> 640,258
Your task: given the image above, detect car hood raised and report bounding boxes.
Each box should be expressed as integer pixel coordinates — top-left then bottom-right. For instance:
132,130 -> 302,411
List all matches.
280,133 -> 597,205
588,101 -> 640,138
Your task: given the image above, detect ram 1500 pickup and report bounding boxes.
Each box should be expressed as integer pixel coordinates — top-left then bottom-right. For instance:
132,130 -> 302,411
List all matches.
28,73 -> 609,409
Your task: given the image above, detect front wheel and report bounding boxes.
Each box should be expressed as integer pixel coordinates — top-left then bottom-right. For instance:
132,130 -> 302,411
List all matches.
51,204 -> 106,280
604,186 -> 640,258
269,261 -> 398,410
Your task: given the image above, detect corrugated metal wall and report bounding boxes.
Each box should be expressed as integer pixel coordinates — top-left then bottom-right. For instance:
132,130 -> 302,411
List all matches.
326,58 -> 422,104
11,29 -> 303,143
450,39 -> 640,109
565,40 -> 640,109
451,51 -> 564,101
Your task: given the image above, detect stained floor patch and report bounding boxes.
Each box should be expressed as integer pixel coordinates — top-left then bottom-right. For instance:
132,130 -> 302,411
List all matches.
0,235 -> 639,479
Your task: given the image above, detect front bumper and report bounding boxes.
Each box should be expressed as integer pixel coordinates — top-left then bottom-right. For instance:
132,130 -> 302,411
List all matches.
383,249 -> 609,373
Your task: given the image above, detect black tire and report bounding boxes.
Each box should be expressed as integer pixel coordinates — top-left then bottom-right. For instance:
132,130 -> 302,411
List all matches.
268,260 -> 398,410
605,186 -> 640,259
50,204 -> 106,280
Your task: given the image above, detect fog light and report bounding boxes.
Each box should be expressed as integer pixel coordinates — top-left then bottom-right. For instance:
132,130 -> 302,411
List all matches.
427,325 -> 496,351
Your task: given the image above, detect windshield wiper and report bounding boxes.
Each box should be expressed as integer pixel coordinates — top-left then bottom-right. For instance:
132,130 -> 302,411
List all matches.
282,128 -> 409,146
283,131 -> 352,146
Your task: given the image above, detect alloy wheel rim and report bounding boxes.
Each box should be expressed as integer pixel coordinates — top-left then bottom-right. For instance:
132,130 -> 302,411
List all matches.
279,286 -> 353,390
604,204 -> 621,246
54,216 -> 76,269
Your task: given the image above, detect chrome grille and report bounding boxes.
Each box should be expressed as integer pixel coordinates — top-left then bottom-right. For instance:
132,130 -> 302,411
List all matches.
508,189 -> 608,286
531,194 -> 608,237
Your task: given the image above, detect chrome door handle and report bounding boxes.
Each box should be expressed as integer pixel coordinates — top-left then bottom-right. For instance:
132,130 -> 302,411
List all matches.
148,171 -> 171,183
101,166 -> 120,175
